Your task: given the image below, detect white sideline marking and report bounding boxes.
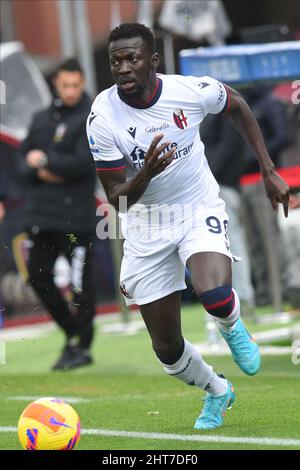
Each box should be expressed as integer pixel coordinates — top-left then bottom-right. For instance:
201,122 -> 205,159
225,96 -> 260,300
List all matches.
1,427 -> 17,432
194,342 -> 293,356
0,323 -> 56,342
6,396 -> 93,404
1,426 -> 300,447
0,312 -> 119,342
5,391 -> 194,403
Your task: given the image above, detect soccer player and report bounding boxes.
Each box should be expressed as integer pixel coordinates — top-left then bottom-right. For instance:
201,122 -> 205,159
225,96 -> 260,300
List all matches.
87,23 -> 289,429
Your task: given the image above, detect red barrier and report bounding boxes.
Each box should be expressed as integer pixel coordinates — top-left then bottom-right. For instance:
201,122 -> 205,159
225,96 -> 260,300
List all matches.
240,165 -> 300,188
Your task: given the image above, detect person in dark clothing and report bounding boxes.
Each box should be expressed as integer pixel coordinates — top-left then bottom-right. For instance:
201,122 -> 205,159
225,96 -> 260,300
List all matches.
0,164 -> 5,221
0,188 -> 4,327
18,58 -> 96,370
243,86 -> 287,174
240,86 -> 288,305
0,192 -> 5,222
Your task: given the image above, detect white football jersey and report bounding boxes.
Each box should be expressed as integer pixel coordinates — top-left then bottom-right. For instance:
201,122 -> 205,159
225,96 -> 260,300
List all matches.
87,74 -> 228,225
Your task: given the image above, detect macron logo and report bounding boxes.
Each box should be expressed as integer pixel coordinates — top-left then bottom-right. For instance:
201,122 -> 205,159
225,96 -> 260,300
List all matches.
127,126 -> 136,139
197,82 -> 210,89
88,112 -> 97,126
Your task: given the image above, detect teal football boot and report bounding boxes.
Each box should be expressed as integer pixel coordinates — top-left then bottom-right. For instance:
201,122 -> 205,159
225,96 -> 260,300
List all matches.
220,318 -> 261,375
194,379 -> 235,430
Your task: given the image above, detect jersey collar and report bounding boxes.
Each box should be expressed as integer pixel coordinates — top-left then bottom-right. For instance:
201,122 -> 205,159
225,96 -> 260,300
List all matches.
117,77 -> 163,109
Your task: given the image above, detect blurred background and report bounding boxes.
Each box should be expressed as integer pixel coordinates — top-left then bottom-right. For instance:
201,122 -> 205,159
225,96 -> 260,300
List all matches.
0,0 -> 299,327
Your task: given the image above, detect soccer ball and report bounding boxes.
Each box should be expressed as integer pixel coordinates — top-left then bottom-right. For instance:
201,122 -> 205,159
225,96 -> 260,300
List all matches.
17,397 -> 81,450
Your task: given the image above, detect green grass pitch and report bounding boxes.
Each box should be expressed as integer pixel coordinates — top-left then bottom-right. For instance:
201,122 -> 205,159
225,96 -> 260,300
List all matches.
0,305 -> 299,450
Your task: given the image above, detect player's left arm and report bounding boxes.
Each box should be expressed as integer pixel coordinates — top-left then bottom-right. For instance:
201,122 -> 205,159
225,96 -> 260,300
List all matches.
225,85 -> 290,217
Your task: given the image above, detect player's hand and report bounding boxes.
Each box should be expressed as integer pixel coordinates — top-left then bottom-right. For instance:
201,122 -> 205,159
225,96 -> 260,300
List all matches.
143,133 -> 177,179
263,170 -> 290,217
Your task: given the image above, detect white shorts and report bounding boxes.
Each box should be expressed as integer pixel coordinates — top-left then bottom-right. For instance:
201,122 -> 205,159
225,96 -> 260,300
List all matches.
120,202 -> 233,306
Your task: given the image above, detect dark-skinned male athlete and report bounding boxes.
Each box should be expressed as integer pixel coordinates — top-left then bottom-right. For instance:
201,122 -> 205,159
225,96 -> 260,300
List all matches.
87,23 -> 289,430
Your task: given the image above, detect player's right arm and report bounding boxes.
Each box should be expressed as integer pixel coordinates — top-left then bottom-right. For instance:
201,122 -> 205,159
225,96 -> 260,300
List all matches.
87,112 -> 175,211
99,134 -> 176,211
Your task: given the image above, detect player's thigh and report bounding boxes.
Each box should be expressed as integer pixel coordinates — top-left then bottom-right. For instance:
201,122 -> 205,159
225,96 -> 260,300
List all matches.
178,206 -> 233,296
120,237 -> 186,306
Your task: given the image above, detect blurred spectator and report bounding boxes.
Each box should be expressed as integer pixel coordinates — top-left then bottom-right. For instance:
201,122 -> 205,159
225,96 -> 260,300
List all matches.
201,114 -> 255,316
17,58 -> 96,370
0,187 -> 5,327
240,85 -> 289,306
0,170 -> 5,221
0,192 -> 5,222
278,193 -> 300,308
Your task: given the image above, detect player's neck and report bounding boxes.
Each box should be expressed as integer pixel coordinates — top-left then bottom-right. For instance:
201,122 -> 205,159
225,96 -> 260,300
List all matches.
118,76 -> 162,109
140,77 -> 159,105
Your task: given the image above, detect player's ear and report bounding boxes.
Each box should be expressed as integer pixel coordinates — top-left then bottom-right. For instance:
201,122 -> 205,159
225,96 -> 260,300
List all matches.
151,53 -> 159,70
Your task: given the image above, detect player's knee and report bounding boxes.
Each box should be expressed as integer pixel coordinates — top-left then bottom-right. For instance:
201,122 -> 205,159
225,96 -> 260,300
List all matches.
152,338 -> 184,365
199,285 -> 235,318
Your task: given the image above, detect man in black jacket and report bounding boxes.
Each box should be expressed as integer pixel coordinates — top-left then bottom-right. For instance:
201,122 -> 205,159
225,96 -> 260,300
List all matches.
240,86 -> 288,305
201,114 -> 255,316
18,59 -> 96,370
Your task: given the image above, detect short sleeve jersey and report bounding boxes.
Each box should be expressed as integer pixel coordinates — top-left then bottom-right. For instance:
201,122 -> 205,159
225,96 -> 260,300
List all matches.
87,74 -> 228,223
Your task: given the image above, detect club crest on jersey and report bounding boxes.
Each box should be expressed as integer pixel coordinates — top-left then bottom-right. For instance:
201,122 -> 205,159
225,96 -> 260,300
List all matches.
173,108 -> 188,129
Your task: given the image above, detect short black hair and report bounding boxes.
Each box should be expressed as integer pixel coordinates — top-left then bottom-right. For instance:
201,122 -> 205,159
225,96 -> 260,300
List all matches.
108,22 -> 155,53
56,58 -> 84,75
